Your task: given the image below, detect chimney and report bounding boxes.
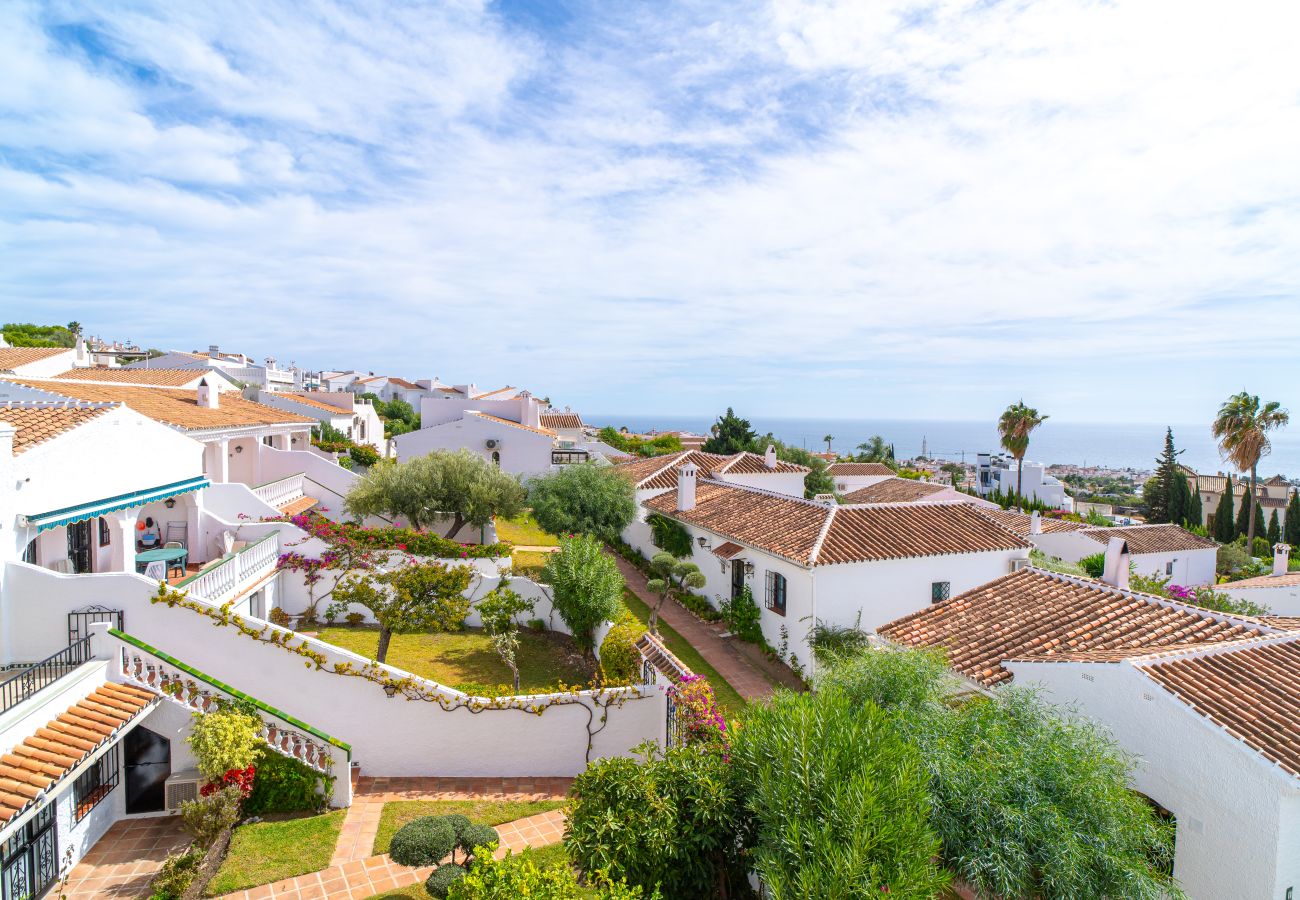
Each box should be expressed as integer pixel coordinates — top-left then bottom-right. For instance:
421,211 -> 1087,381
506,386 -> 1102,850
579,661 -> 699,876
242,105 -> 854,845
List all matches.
1100,537 -> 1130,590
196,378 -> 218,409
1274,543 -> 1291,577
764,444 -> 777,470
1030,511 -> 1042,536
208,344 -> 220,359
678,463 -> 698,512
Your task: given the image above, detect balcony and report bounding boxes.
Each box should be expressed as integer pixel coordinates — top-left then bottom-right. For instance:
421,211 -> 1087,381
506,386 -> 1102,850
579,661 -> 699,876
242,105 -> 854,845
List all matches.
175,531 -> 279,604
253,472 -> 306,509
0,637 -> 94,717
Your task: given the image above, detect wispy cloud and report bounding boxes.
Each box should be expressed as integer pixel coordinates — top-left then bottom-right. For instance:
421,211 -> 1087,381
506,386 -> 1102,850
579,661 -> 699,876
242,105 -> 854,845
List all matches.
2,0 -> 1299,422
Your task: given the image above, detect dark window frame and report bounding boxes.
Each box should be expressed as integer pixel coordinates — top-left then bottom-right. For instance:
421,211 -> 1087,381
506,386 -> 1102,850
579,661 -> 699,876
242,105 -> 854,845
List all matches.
73,744 -> 120,823
931,581 -> 951,604
764,570 -> 787,616
98,517 -> 111,548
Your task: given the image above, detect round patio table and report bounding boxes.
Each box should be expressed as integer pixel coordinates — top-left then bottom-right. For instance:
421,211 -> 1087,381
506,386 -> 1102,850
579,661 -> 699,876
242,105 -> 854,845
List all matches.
135,547 -> 188,575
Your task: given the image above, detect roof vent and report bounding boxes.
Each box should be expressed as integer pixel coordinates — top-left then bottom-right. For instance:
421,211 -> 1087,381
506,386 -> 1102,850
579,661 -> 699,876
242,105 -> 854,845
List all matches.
678,463 -> 698,512
1274,543 -> 1291,577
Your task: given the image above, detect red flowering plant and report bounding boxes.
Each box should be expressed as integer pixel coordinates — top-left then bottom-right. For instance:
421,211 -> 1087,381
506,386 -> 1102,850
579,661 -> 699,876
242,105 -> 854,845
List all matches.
671,674 -> 728,752
200,765 -> 256,799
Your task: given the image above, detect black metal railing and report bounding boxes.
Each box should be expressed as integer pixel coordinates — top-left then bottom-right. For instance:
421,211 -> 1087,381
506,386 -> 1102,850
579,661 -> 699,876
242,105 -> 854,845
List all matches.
0,637 -> 94,716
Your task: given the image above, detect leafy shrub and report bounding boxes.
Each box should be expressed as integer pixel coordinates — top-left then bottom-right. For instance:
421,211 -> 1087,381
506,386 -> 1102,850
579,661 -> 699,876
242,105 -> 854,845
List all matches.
285,515 -> 511,559
1079,552 -> 1106,578
673,591 -> 722,622
817,646 -> 951,712
731,687 -> 950,898
1217,541 -> 1251,575
442,813 -> 473,841
719,585 -> 762,643
244,746 -> 331,815
149,847 -> 203,899
806,615 -> 870,664
426,863 -> 468,898
338,455 -> 355,470
526,617 -> 547,632
349,444 -> 382,467
313,439 -> 352,453
345,611 -> 366,626
541,535 -> 625,658
458,824 -> 499,858
180,785 -> 243,846
1254,536 -> 1273,557
528,464 -> 637,540
646,513 -> 693,558
268,606 -> 292,627
187,706 -> 262,781
566,744 -> 744,897
390,816 -> 458,867
449,849 -> 656,899
599,610 -> 647,686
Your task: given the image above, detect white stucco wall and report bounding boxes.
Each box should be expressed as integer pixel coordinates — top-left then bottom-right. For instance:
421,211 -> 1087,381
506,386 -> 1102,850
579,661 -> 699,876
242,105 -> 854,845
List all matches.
1222,581 -> 1300,615
1008,658 -> 1300,900
394,414 -> 553,476
718,470 -> 808,498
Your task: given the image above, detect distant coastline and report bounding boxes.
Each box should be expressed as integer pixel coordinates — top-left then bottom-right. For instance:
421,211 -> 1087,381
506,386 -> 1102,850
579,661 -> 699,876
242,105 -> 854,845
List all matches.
589,414 -> 1300,477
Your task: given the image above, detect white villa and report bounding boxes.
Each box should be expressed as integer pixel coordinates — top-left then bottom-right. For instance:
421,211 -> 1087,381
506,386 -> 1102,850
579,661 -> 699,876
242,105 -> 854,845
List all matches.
974,452 -> 1073,510
123,346 -> 302,392
614,447 -> 810,504
0,347 -> 81,379
825,462 -> 895,495
259,391 -> 385,453
622,465 -> 1030,669
880,546 -> 1300,900
1220,544 -> 1300,614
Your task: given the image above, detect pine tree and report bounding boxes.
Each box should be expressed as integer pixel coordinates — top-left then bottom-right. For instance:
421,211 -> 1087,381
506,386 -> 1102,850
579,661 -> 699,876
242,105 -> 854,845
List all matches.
1186,485 -> 1203,529
702,407 -> 759,455
1286,492 -> 1300,547
1169,472 -> 1192,527
1145,428 -> 1181,524
1267,509 -> 1282,546
1213,478 -> 1237,543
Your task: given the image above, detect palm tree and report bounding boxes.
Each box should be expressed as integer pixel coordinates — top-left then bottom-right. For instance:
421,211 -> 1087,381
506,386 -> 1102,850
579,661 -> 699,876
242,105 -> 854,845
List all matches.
823,434 -> 834,454
857,435 -> 892,463
997,401 -> 1048,504
1212,392 -> 1290,550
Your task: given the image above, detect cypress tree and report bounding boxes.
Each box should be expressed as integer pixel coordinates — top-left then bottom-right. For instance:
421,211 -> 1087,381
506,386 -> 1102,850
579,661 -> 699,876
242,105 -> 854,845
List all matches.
1186,485 -> 1203,529
1169,472 -> 1192,527
1286,492 -> 1300,547
1254,502 -> 1267,548
1267,509 -> 1282,546
1213,478 -> 1237,543
1236,482 -> 1253,538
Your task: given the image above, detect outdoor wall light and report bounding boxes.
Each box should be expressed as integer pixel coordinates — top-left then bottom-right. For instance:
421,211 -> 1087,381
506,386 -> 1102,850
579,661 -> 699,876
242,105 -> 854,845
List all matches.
697,536 -> 710,549
383,684 -> 399,698
164,498 -> 176,509
234,445 -> 244,454
744,562 -> 756,576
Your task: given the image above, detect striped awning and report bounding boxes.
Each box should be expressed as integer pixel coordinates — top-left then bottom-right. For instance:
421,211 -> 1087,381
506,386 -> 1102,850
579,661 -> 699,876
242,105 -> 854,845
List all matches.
21,476 -> 210,532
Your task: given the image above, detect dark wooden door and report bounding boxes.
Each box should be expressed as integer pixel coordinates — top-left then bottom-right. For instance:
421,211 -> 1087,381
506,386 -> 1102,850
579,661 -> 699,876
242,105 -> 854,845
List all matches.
125,727 -> 171,814
66,520 -> 93,574
731,560 -> 745,600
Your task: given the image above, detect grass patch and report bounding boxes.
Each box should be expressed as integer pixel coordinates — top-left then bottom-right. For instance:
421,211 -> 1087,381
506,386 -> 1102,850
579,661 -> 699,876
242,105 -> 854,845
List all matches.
496,510 -> 560,547
373,799 -> 567,855
318,625 -> 590,695
511,549 -> 555,578
619,589 -> 747,718
205,810 -> 345,895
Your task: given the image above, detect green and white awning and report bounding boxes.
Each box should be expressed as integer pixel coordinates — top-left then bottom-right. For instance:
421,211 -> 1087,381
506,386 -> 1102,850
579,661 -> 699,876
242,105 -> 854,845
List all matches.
21,476 -> 210,532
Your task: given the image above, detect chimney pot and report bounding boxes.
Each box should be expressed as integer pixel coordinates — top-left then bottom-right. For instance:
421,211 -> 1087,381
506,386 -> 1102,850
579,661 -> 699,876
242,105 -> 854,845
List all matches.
208,344 -> 220,358
764,444 -> 777,470
1030,511 -> 1042,535
1101,537 -> 1130,590
678,463 -> 698,512
1274,543 -> 1291,577
196,378 -> 218,409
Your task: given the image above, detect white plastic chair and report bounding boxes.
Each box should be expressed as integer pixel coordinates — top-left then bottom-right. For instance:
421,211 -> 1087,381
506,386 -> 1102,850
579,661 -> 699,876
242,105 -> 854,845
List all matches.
143,560 -> 167,581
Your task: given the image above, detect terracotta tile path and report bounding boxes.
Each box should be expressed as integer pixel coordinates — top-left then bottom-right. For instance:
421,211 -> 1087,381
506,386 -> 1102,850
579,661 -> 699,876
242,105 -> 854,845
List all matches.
61,815 -> 192,899
609,552 -> 787,700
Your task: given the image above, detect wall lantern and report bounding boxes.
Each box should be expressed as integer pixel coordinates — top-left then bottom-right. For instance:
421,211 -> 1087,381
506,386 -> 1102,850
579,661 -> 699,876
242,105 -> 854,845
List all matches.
383,684 -> 398,698
234,445 -> 244,454
744,561 -> 756,576
164,498 -> 176,509
697,536 -> 710,549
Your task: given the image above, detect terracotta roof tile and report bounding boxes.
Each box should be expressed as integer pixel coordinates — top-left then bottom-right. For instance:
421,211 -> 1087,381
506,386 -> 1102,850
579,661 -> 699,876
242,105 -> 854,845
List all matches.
1079,524 -> 1218,554
387,378 -> 422,390
465,410 -> 556,436
711,541 -> 744,559
539,412 -> 585,430
615,450 -> 805,491
266,392 -> 352,414
841,478 -> 947,504
1140,639 -> 1300,778
8,379 -> 315,431
827,462 -> 895,477
1227,572 -> 1300,590
0,682 -> 157,825
644,480 -> 1027,567
0,402 -> 116,454
49,368 -> 216,386
0,348 -> 74,371
879,568 -> 1271,686
973,508 -> 1086,538
1260,616 -> 1300,630
472,386 -> 519,400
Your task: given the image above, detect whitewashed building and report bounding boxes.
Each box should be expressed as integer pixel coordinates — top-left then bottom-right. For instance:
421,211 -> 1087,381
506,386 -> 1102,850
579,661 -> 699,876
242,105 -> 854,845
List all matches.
124,347 -> 301,391
260,391 -> 385,453
826,462 -> 895,495
1220,544 -> 1300,614
0,347 -> 80,378
881,549 -> 1300,900
974,452 -> 1073,510
615,448 -> 810,504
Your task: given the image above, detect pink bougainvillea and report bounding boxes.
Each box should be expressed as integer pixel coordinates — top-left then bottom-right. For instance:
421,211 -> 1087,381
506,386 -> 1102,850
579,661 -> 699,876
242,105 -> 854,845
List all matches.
672,674 -> 728,751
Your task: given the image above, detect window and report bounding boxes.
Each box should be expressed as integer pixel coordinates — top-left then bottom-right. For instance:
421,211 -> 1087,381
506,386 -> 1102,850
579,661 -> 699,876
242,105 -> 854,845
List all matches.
931,581 -> 951,604
73,744 -> 119,823
98,517 -> 111,548
22,539 -> 36,565
1165,561 -> 1174,576
764,571 -> 787,616
262,435 -> 274,447
1,802 -> 57,900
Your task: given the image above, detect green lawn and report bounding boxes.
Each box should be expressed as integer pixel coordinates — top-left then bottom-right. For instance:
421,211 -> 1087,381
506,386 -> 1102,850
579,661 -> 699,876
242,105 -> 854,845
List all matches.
619,589 -> 747,718
496,511 -> 561,547
205,810 -> 345,895
373,799 -> 568,855
363,845 -> 575,900
318,625 -> 590,695
511,549 -> 554,578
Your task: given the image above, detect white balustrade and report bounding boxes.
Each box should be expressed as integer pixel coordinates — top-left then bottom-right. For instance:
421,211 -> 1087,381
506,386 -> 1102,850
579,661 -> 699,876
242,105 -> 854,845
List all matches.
253,473 -> 305,508
184,532 -> 280,603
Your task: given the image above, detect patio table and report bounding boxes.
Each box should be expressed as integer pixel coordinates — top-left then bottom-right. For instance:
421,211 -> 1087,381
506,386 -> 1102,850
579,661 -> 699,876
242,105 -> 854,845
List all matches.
135,547 -> 188,575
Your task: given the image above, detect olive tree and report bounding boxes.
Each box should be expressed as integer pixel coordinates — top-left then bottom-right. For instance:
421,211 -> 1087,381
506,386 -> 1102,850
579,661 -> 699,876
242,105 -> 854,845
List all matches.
644,553 -> 706,634
528,463 -> 637,540
330,560 -> 474,663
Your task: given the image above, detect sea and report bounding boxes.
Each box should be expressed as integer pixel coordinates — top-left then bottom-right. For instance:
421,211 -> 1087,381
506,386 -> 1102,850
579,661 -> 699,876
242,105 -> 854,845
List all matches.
588,415 -> 1300,477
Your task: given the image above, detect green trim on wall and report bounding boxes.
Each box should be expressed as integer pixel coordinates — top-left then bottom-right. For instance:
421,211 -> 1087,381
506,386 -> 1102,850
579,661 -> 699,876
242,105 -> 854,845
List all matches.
109,627 -> 351,757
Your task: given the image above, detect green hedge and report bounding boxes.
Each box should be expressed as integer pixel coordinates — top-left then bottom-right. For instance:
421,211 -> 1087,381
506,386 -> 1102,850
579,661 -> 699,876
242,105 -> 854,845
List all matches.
244,746 -> 333,815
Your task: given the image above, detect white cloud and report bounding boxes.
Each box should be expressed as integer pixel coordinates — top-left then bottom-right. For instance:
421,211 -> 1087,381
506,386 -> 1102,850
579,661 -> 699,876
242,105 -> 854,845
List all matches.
1,0 -> 1298,423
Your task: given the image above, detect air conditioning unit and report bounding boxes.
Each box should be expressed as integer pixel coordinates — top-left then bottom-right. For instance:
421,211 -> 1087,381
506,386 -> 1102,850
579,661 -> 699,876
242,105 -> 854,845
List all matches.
485,439 -> 499,449
164,770 -> 203,811
1010,558 -> 1030,572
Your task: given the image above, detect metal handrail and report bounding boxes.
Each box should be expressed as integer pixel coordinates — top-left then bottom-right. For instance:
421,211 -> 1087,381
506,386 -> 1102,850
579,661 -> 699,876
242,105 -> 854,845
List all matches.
0,637 -> 94,715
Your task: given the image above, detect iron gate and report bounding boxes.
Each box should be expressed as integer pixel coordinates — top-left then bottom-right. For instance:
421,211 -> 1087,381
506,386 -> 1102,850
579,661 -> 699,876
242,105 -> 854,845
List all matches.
67,605 -> 124,645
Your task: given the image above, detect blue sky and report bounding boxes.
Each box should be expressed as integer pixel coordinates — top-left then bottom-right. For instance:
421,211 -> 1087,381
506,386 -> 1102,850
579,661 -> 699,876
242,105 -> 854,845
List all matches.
3,0 -> 1299,423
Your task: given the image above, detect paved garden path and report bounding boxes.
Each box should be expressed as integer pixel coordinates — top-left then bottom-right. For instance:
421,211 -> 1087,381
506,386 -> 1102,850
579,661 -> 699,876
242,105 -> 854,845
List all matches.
609,553 -> 786,700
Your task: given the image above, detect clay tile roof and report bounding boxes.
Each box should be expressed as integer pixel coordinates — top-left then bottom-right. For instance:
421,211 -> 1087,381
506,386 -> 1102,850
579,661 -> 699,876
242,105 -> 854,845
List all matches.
827,462 -> 895,477
48,368 -> 213,387
466,411 -> 556,436
615,450 -> 804,491
1266,475 -> 1290,486
1226,572 -> 1300,590
387,378 -> 422,390
1139,639 -> 1300,778
973,508 -> 1086,538
539,412 -> 585,430
0,402 -> 117,454
7,379 -> 315,431
712,541 -> 744,559
266,392 -> 351,414
1080,524 -> 1218,554
0,682 -> 157,825
1259,616 -> 1300,630
472,386 -> 519,400
841,478 -> 947,504
717,451 -> 809,475
644,480 -> 1027,567
879,568 -> 1271,686
0,348 -> 74,371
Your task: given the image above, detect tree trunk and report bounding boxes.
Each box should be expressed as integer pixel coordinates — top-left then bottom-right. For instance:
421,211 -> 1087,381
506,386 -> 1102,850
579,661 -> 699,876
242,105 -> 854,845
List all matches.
1248,465 -> 1259,549
510,663 -> 520,694
649,591 -> 668,634
446,513 -> 467,540
1016,456 -> 1025,509
376,626 -> 393,664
